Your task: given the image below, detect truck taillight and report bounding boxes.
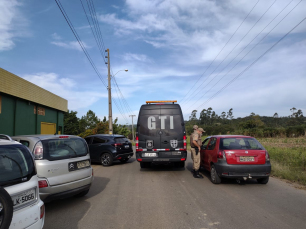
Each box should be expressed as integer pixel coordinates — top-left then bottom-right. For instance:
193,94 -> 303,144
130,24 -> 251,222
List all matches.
266,151 -> 270,161
183,135 -> 187,150
217,151 -> 226,159
136,136 -> 139,150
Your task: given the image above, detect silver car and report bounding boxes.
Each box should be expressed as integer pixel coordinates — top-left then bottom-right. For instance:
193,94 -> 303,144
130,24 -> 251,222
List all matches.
11,135 -> 93,202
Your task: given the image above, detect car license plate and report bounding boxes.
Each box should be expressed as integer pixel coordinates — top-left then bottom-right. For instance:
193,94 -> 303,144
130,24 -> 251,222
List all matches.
143,153 -> 157,157
77,160 -> 90,169
12,188 -> 36,209
124,145 -> 129,149
172,151 -> 181,155
240,156 -> 255,162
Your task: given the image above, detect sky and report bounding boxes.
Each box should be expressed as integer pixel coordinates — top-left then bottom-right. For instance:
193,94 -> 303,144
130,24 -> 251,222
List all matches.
0,0 -> 305,124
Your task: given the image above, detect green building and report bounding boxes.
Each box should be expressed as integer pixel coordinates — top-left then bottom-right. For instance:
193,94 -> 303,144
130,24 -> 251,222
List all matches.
0,68 -> 68,136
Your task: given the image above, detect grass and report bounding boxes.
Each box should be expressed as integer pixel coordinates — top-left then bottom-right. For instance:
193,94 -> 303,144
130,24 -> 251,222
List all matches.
258,137 -> 306,186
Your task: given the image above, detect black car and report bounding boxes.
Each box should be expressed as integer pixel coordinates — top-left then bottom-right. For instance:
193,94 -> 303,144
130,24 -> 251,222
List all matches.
136,101 -> 187,168
85,134 -> 133,166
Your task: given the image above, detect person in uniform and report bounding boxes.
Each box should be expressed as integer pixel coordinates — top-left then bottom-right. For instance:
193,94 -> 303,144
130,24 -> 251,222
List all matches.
190,126 -> 205,178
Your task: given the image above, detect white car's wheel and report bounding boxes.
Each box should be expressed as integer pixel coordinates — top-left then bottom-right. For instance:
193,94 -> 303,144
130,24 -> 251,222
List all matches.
0,187 -> 13,229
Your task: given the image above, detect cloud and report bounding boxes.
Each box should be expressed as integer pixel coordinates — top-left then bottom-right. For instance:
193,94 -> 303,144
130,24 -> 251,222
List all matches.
180,38 -> 306,119
51,41 -> 90,51
22,72 -> 107,110
51,33 -> 62,40
99,0 -> 306,64
122,53 -> 153,63
0,0 -> 27,51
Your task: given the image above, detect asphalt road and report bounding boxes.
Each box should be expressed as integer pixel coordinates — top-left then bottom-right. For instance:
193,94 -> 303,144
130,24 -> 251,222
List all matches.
44,151 -> 306,229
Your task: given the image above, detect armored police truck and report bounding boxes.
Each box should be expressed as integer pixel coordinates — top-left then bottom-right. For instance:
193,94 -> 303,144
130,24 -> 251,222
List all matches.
136,100 -> 187,168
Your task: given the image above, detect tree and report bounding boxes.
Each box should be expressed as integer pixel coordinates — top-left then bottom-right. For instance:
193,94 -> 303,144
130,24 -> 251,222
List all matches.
189,110 -> 198,121
290,107 -> 297,117
199,109 -> 207,125
227,108 -> 234,120
273,112 -> 279,127
79,110 -> 101,131
64,110 -> 81,135
221,112 -> 226,119
239,115 -> 264,129
295,109 -> 303,118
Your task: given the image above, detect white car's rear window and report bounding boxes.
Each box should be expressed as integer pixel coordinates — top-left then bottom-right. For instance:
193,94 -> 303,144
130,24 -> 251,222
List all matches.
0,145 -> 36,187
42,138 -> 88,160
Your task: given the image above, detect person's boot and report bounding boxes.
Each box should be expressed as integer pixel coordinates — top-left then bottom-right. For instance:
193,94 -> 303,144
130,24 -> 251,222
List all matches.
193,169 -> 198,178
197,170 -> 203,178
194,170 -> 203,179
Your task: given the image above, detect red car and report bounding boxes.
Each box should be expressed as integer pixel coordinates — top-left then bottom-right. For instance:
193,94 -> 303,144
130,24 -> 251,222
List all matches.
200,135 -> 271,184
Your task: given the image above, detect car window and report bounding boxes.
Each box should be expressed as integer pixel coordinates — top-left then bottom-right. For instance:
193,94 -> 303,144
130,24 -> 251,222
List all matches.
42,138 -> 88,160
20,140 -> 30,147
0,135 -> 10,140
220,138 -> 264,150
115,138 -> 129,143
207,138 -> 217,150
0,145 -> 36,187
92,137 -> 107,144
84,137 -> 92,144
202,138 -> 210,148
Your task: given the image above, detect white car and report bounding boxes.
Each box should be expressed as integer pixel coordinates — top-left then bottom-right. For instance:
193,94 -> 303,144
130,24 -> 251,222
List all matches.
0,138 -> 45,229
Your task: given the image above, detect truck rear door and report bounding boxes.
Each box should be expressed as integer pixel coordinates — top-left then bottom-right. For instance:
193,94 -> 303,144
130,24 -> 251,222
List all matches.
137,105 -> 161,150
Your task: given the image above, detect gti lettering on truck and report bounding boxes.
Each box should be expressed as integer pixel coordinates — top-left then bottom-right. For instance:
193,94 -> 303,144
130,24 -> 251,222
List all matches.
148,116 -> 174,130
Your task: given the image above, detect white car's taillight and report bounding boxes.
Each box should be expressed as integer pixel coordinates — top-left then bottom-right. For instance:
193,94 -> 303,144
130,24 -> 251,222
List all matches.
33,141 -> 43,160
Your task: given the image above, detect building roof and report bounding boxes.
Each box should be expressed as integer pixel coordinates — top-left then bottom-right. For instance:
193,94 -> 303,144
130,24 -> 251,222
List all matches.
0,68 -> 68,112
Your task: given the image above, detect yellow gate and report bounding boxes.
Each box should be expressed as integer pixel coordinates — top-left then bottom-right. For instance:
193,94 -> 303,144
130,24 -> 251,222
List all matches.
41,122 -> 56,135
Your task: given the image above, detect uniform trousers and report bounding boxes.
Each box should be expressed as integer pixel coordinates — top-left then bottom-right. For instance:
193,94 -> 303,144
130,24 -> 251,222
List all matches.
190,147 -> 200,170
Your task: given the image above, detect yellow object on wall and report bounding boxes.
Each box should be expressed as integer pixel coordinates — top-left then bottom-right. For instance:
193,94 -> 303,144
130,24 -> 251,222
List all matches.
41,122 -> 56,135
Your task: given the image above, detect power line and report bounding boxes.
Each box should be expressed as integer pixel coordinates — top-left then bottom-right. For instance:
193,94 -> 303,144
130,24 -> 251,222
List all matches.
84,0 -> 135,117
181,0 -> 276,107
196,13 -> 305,112
87,0 -> 134,116
80,0 -> 128,119
80,0 -> 130,123
179,0 -> 260,105
55,0 -> 129,124
185,0 -> 296,112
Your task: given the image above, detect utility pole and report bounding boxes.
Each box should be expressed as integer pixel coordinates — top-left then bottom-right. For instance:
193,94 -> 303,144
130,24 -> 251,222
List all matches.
129,115 -> 136,142
106,48 -> 113,134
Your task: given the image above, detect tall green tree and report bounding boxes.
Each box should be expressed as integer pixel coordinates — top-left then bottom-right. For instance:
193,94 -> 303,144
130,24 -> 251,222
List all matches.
64,110 -> 81,135
227,108 -> 234,120
189,110 -> 198,121
79,110 -> 101,131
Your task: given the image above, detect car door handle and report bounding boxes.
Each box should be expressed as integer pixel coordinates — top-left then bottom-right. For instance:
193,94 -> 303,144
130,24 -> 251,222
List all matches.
162,141 -> 168,144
